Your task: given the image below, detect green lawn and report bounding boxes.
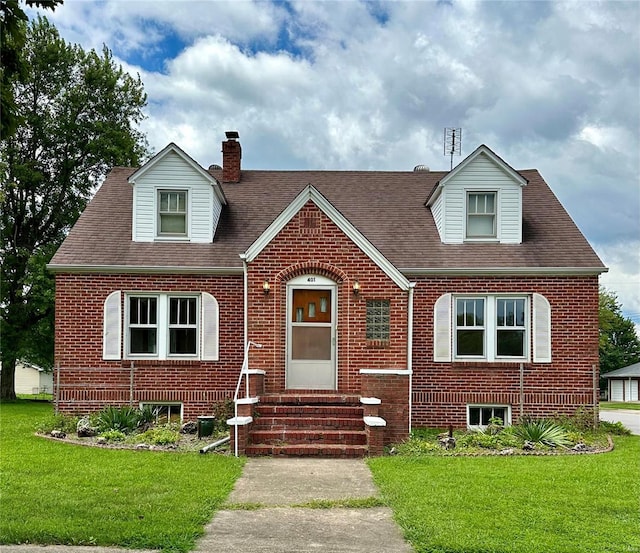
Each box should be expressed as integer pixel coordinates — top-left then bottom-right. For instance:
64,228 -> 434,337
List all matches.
368,436 -> 640,553
0,401 -> 244,551
601,401 -> 640,410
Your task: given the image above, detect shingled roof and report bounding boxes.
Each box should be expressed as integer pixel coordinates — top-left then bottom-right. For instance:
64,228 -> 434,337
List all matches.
48,164 -> 605,274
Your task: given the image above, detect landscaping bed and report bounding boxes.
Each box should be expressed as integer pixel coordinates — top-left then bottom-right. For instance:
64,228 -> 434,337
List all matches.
390,412 -> 628,457
35,404 -> 232,453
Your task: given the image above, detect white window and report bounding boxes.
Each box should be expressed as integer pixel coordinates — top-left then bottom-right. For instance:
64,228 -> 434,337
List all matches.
467,405 -> 511,429
455,296 -> 528,360
434,293 -> 552,363
466,192 -> 496,239
102,291 -> 219,361
158,190 -> 187,236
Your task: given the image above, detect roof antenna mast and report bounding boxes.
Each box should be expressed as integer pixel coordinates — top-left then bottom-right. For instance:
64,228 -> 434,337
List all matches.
444,127 -> 462,170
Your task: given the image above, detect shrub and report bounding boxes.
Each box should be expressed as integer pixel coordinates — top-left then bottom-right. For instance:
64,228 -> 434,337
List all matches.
599,420 -> 631,436
100,429 -> 126,442
211,399 -> 234,431
133,425 -> 180,446
35,413 -> 79,434
512,419 -> 572,448
96,406 -> 141,433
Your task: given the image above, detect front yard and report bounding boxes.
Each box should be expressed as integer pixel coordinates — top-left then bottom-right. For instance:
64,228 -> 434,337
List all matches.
1,400 -> 639,552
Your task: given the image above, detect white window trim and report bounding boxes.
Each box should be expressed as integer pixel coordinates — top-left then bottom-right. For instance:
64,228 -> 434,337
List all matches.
125,293 -> 200,360
454,294 -> 530,362
155,188 -> 191,241
465,190 -> 500,242
467,404 -> 512,430
139,402 -> 183,423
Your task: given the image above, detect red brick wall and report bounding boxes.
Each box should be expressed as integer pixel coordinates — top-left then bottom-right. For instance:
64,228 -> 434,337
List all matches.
410,275 -> 600,429
246,201 -> 410,394
54,273 -> 244,419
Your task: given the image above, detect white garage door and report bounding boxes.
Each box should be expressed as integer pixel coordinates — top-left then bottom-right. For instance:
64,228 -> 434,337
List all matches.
625,380 -> 639,402
610,380 -> 624,401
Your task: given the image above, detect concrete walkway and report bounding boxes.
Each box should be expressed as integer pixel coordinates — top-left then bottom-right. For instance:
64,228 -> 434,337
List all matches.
1,458 -> 413,553
195,458 -> 414,552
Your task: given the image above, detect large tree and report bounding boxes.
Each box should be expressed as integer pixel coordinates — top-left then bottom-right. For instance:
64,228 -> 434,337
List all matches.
599,286 -> 640,387
1,0 -> 63,137
0,16 -> 148,399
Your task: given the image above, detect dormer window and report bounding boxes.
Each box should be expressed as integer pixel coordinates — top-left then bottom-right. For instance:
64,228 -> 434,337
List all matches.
158,190 -> 187,236
466,192 -> 496,239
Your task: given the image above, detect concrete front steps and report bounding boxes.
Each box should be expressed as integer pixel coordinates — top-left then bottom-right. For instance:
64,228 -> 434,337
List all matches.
246,394 -> 368,457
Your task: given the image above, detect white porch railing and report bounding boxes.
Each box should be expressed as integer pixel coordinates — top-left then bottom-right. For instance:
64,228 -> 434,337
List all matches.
232,341 -> 262,456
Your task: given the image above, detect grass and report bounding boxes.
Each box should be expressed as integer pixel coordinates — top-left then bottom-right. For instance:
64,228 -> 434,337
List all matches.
368,436 -> 640,553
0,400 -> 244,551
600,401 -> 640,410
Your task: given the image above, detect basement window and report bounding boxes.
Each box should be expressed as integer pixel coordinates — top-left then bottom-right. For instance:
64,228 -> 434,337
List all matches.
467,405 -> 511,429
140,402 -> 183,424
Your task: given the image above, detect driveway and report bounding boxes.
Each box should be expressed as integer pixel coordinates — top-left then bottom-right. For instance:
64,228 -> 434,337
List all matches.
600,409 -> 640,435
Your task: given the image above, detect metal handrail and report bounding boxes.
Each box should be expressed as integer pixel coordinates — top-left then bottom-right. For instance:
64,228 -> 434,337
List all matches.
232,341 -> 262,456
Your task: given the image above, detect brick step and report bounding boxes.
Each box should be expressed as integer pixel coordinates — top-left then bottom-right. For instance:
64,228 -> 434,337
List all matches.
259,393 -> 361,406
249,429 -> 367,446
255,405 -> 364,417
253,416 -> 364,431
245,443 -> 368,458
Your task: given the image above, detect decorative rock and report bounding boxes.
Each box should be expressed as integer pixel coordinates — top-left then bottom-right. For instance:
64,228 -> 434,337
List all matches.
439,436 -> 456,450
499,448 -> 514,455
135,443 -> 150,450
50,430 -> 66,439
96,437 -> 108,445
180,421 -> 198,434
76,417 -> 97,437
523,441 -> 536,451
572,443 -> 588,452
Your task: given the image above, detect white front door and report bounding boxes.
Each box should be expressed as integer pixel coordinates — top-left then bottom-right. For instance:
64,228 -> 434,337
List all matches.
286,277 -> 336,389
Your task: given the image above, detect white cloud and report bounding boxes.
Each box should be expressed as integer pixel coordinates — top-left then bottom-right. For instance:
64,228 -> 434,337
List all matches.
30,0 -> 640,258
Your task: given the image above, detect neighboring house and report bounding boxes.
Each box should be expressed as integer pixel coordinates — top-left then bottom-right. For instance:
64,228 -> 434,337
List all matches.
12,361 -> 53,395
48,132 -> 606,456
603,363 -> 640,402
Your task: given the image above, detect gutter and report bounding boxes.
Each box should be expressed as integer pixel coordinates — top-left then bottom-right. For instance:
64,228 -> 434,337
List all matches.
46,264 -> 244,275
400,266 -> 608,276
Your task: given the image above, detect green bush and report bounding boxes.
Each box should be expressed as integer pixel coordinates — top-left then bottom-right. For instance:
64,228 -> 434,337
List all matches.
211,399 -> 234,431
99,429 -> 126,442
599,420 -> 631,436
133,425 -> 180,446
35,413 -> 79,434
512,418 -> 572,448
96,406 -> 141,433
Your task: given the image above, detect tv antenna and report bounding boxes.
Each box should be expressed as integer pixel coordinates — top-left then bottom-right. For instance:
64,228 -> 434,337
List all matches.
444,128 -> 462,170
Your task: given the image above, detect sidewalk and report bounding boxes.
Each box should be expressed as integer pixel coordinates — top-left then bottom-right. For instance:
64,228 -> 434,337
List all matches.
1,458 -> 413,553
194,457 -> 414,552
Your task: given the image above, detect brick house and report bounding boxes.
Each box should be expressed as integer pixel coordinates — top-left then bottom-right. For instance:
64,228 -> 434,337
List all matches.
48,132 -> 606,456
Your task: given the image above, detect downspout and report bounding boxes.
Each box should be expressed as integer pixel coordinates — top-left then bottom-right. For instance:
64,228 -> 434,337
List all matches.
240,254 -> 248,346
407,282 -> 416,434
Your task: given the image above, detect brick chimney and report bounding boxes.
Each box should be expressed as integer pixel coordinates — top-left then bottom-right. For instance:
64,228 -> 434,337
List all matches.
222,131 -> 241,183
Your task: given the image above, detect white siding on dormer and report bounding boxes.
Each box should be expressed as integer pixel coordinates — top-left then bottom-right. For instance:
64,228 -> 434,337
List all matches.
438,152 -> 523,244
431,191 -> 444,239
132,150 -> 223,243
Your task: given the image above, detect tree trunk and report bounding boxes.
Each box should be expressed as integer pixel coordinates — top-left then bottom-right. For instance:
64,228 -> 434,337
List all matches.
0,355 -> 17,400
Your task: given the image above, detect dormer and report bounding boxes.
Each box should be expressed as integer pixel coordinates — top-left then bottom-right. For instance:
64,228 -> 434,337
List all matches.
128,143 -> 227,243
427,145 -> 528,244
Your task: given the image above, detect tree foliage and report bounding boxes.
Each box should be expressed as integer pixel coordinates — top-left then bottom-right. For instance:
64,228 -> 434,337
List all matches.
599,287 -> 640,381
0,16 -> 148,399
1,0 -> 63,137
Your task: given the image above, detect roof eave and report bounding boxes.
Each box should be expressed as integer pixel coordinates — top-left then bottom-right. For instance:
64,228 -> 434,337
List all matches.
46,264 -> 243,275
400,266 -> 608,276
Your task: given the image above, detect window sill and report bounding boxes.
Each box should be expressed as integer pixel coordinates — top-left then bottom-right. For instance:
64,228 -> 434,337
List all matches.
122,359 -> 201,367
154,236 -> 191,242
366,339 -> 390,349
453,361 -> 527,369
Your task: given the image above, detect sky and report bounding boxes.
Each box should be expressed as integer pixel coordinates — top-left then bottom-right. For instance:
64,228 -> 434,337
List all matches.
30,0 -> 640,331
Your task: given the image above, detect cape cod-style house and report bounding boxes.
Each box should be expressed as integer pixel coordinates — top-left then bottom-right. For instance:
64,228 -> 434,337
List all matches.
48,132 -> 606,456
